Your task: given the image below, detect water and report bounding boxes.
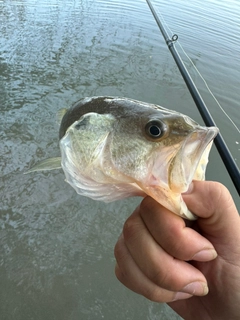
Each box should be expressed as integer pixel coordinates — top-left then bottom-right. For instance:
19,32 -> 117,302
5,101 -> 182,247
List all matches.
0,0 -> 239,319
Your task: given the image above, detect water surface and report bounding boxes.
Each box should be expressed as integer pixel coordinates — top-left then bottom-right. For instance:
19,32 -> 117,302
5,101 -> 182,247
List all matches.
0,0 -> 239,319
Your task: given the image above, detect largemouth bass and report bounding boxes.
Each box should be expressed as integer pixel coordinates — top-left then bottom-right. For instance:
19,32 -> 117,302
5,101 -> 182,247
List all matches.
26,96 -> 219,220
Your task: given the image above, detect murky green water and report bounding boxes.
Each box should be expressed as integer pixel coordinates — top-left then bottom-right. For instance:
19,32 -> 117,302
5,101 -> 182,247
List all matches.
1,0 -> 239,319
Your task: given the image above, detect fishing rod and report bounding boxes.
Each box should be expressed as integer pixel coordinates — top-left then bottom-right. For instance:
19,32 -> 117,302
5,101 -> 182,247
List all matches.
146,0 -> 240,195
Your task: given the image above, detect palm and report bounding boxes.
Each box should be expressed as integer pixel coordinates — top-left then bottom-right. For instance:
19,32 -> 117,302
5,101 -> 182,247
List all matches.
115,182 -> 240,320
169,235 -> 240,320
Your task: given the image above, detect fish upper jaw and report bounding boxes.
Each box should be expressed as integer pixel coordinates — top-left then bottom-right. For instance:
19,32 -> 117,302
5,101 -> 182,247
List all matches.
169,126 -> 219,193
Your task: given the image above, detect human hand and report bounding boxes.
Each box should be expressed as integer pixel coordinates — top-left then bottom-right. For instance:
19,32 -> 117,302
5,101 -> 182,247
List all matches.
114,181 -> 240,320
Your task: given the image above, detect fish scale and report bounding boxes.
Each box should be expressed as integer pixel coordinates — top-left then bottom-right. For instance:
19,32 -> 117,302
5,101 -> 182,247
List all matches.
26,96 -> 219,220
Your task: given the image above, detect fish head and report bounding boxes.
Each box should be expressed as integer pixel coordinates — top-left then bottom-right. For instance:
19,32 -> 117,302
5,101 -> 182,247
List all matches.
59,97 -> 219,219
135,110 -> 218,219
144,111 -> 217,192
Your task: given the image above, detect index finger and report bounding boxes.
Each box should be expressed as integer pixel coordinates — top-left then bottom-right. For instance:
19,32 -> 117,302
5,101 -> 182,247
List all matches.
138,197 -> 217,262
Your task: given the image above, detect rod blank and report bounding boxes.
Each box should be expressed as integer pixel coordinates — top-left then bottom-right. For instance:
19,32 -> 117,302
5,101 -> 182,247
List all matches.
146,0 -> 240,195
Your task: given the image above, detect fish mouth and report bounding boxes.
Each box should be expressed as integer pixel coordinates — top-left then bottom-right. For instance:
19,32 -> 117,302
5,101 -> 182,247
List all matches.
169,126 -> 219,193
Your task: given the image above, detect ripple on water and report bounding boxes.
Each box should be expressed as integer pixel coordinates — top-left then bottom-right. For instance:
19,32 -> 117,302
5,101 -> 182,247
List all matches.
0,0 -> 239,319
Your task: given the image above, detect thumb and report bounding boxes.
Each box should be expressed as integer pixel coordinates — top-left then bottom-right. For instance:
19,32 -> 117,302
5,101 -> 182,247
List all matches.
183,181 -> 240,248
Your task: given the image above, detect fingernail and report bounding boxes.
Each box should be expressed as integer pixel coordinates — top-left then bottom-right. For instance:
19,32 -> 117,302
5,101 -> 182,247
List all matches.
192,249 -> 218,261
181,282 -> 209,296
182,182 -> 194,195
172,292 -> 193,301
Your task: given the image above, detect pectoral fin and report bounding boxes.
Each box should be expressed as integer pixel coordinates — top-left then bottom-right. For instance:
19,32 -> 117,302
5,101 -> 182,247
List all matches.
25,157 -> 62,173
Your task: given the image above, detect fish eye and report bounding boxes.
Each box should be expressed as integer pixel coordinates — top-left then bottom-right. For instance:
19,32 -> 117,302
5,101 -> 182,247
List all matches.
145,120 -> 166,139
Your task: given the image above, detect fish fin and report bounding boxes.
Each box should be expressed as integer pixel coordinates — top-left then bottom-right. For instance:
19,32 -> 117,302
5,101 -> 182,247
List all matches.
24,157 -> 62,174
56,108 -> 68,125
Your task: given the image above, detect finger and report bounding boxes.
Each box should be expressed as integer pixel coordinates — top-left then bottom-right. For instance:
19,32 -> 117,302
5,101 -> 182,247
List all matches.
183,181 -> 240,247
114,234 -> 193,303
139,197 -> 217,262
122,208 -> 208,294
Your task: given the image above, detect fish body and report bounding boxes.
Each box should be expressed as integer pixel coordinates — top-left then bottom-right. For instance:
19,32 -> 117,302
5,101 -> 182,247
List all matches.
27,96 -> 219,220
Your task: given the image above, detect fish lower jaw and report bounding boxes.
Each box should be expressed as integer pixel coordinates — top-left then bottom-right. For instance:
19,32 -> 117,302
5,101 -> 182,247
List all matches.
178,199 -> 197,220
140,184 -> 197,220
168,128 -> 218,193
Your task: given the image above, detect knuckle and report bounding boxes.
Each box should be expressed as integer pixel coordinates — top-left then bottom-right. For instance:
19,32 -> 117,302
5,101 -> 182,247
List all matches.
114,263 -> 131,287
144,286 -> 161,302
114,264 -> 124,283
122,216 -> 141,244
161,226 -> 192,260
150,268 -> 169,287
114,237 -> 128,263
139,196 -> 157,216
115,266 -> 127,286
149,261 -> 183,292
114,241 -> 122,260
143,285 -> 172,303
169,234 -> 194,261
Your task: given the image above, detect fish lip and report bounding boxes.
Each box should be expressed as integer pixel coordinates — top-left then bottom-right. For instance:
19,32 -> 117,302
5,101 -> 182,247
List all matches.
169,126 -> 219,193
